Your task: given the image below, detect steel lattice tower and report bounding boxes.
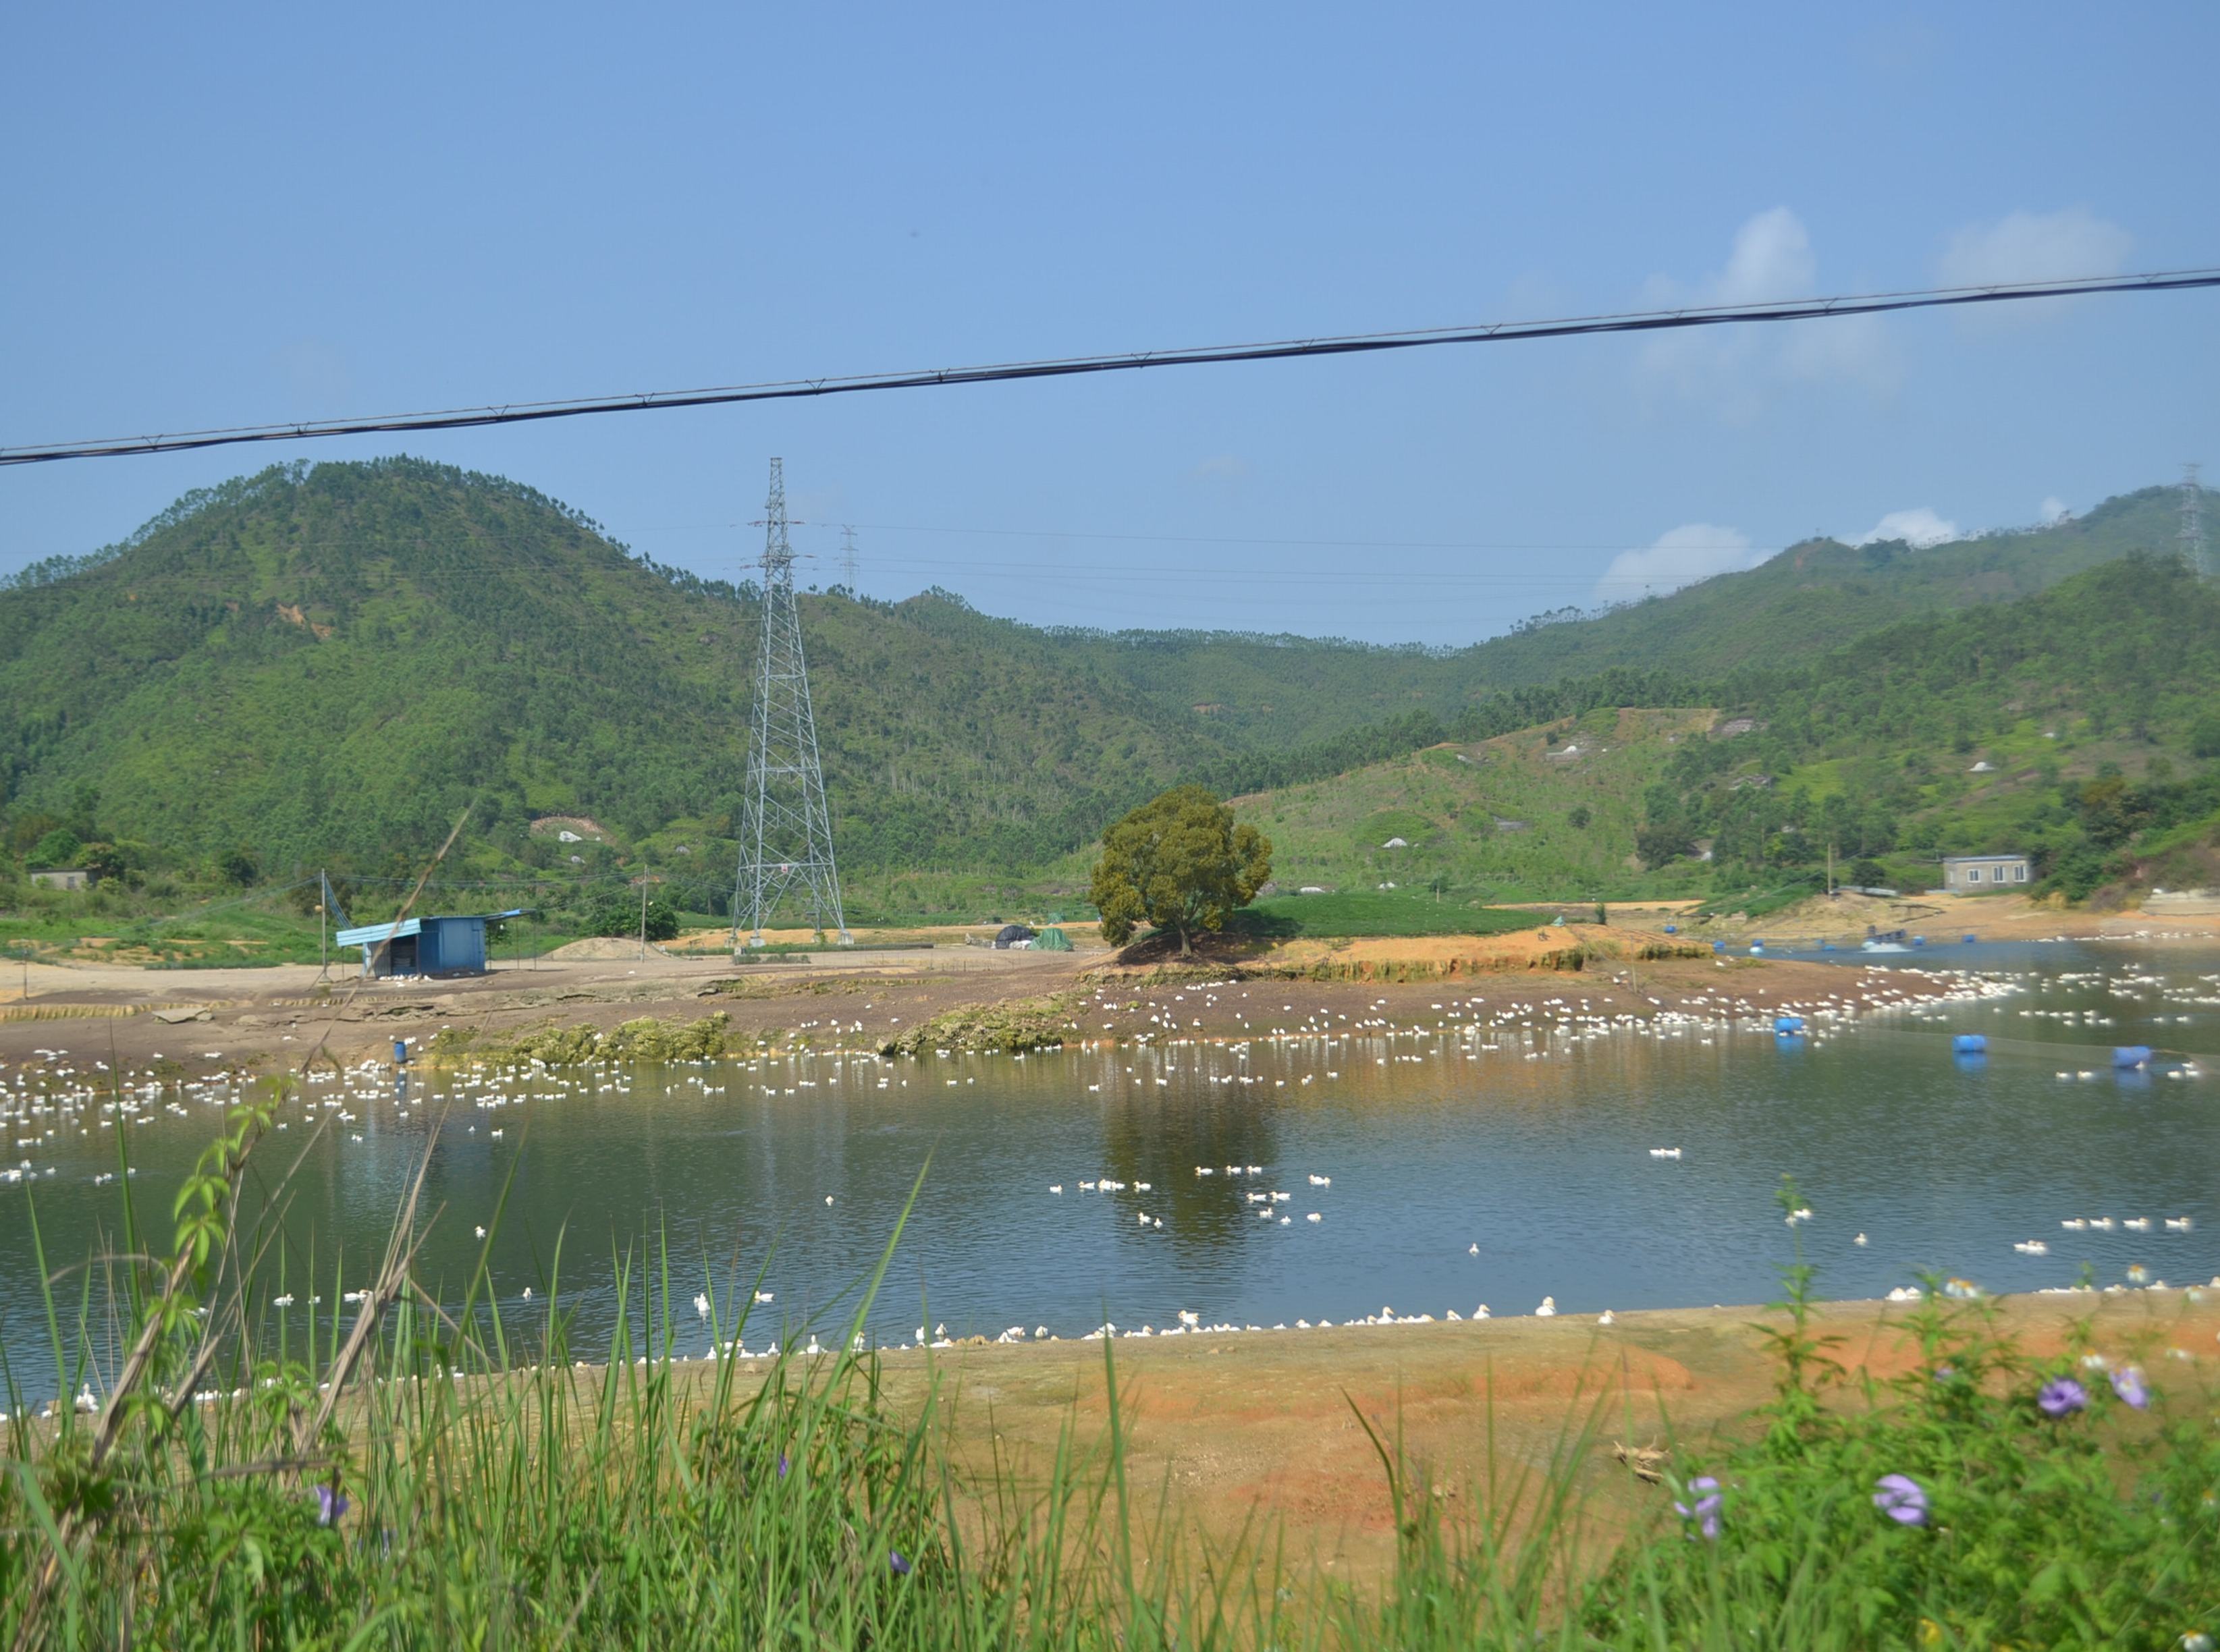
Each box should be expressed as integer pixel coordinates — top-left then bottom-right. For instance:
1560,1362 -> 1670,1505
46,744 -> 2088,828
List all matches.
2182,463 -> 2210,579
732,458 -> 851,949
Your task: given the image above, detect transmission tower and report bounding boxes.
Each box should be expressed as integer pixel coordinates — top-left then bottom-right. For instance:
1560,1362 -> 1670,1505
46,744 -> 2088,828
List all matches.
732,458 -> 851,949
840,524 -> 859,590
2182,463 -> 2210,578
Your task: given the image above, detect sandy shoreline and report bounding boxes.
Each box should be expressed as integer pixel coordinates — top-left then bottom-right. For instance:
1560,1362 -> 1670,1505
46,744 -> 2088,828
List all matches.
0,897 -> 2167,1076
641,1288 -> 2220,1577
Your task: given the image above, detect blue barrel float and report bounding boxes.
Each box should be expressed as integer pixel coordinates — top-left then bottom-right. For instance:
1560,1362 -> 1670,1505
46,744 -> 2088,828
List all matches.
1962,933 -> 1977,944
1775,1014 -> 1806,1036
1911,935 -> 1927,947
2113,1045 -> 2153,1070
1952,1035 -> 1988,1054
1663,923 -> 1677,934
1712,940 -> 1727,954
393,1038 -> 408,1066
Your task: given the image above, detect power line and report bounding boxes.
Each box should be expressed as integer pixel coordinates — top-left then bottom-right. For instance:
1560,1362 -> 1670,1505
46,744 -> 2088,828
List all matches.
5,268 -> 2216,466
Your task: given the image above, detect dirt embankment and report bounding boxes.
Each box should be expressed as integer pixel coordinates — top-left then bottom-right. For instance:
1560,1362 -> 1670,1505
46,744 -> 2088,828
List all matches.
0,926 -> 1972,1078
724,1290 -> 2220,1582
1662,888 -> 2220,947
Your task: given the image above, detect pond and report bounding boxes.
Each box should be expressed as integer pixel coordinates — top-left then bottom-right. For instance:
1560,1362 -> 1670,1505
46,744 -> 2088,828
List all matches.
2,943 -> 2215,1383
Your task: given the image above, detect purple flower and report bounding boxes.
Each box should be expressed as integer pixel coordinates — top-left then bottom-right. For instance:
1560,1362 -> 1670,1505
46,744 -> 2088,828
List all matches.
2110,1367 -> 2150,1410
888,1549 -> 913,1576
2038,1377 -> 2089,1418
1872,1473 -> 1928,1527
1673,1475 -> 1723,1541
1931,1365 -> 1957,1383
313,1485 -> 348,1527
777,1453 -> 790,1479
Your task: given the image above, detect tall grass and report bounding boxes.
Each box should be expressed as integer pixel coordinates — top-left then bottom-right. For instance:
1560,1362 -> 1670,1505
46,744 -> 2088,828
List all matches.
3,1101 -> 2217,1649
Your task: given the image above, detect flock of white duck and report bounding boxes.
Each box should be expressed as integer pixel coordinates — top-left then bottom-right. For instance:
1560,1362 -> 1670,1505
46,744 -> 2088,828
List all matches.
0,960 -> 2213,1364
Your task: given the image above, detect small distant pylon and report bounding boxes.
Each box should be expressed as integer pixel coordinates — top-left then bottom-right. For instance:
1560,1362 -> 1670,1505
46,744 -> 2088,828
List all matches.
840,525 -> 859,590
2182,463 -> 2210,578
732,459 -> 851,949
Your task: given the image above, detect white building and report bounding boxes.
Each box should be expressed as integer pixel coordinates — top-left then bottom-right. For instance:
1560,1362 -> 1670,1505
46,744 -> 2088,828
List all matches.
1942,854 -> 2030,892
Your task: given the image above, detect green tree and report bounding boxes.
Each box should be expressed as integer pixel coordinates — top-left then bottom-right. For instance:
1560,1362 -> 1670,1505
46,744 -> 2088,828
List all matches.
30,827 -> 81,869
587,887 -> 679,942
1089,786 -> 1272,956
76,842 -> 125,884
1634,818 -> 1694,871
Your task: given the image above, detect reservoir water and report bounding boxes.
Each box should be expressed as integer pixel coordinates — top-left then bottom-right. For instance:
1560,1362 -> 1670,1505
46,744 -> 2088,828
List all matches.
3,943 -> 2215,1375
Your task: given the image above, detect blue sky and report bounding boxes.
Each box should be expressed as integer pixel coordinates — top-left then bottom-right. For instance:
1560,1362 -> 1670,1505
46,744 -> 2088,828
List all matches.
3,3 -> 2215,643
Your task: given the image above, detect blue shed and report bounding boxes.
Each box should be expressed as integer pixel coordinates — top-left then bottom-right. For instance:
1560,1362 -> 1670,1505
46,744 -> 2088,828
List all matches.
334,910 -> 524,978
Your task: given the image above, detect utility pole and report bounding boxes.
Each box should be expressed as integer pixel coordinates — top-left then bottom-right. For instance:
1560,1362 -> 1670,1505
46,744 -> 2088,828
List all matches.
638,876 -> 650,960
732,459 -> 852,951
319,867 -> 327,978
1827,842 -> 1836,898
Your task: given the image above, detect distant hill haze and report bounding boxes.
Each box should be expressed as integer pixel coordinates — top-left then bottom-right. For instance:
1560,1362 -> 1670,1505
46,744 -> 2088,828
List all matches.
0,459 -> 2202,881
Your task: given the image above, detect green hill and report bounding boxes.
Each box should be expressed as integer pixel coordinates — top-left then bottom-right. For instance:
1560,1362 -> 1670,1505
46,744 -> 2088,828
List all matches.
0,460 -> 2206,922
1227,708 -> 1717,901
1435,488 -> 2188,688
1221,555 -> 2220,904
0,460 -> 1241,886
1646,553 -> 2220,897
1040,488 -> 2193,722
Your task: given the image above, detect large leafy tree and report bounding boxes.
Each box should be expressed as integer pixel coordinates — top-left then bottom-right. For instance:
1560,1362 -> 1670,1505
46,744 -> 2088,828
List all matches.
1090,786 -> 1272,956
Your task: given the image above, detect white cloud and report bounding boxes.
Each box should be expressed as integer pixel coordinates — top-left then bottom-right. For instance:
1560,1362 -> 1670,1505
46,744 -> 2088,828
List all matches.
1637,209 -> 1899,418
1938,209 -> 2132,327
1710,206 -> 1816,304
1187,454 -> 1251,483
1596,523 -> 1758,600
2040,496 -> 2072,525
1941,207 -> 2132,289
1853,508 -> 1959,549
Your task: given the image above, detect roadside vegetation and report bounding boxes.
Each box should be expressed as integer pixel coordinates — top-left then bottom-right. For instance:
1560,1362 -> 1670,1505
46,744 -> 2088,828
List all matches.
5,1100 -> 2215,1649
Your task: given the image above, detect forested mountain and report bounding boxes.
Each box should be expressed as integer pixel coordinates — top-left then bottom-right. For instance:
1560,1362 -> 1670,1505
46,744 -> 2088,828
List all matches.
1447,488 -> 2186,687
0,461 -> 1233,875
1042,487 -> 2190,724
1233,556 -> 2220,902
1643,553 -> 2220,895
0,458 -> 2203,891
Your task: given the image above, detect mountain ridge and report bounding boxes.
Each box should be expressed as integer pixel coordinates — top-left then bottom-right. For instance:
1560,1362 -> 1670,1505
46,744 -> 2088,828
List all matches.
0,459 -> 2200,889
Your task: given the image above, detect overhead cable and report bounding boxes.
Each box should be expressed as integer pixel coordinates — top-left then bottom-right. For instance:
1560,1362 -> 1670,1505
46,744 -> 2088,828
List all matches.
4,268 -> 2217,466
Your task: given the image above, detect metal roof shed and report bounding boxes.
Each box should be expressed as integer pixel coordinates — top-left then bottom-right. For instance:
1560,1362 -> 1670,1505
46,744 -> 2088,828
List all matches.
333,910 -> 525,978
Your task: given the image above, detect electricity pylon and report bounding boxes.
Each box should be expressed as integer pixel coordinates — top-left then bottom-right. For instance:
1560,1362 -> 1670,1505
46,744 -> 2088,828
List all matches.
2182,463 -> 2210,579
732,458 -> 851,949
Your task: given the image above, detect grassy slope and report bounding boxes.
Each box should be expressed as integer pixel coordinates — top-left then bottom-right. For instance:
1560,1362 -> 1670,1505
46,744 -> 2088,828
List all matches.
1227,707 -> 1718,901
